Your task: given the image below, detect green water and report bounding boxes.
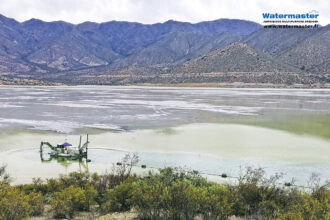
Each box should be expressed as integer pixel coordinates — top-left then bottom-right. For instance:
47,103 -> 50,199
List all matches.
199,112 -> 330,140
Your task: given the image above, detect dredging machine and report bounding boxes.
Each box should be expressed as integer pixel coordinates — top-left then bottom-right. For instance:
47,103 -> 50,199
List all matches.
39,134 -> 89,161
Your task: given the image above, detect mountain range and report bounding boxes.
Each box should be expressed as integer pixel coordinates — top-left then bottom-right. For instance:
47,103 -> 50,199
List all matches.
0,14 -> 329,86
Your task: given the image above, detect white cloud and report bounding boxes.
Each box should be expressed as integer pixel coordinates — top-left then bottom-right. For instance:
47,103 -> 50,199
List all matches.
0,0 -> 328,25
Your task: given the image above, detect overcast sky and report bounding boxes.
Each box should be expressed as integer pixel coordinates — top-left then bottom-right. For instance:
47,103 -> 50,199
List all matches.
0,0 -> 328,25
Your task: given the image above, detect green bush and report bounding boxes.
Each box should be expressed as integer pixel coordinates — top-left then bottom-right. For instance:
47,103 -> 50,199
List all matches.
131,178 -> 169,219
51,185 -> 96,219
27,192 -> 44,216
45,178 -> 65,194
279,194 -> 326,220
0,166 -> 329,220
59,172 -> 91,188
130,168 -> 232,219
21,178 -> 48,196
200,183 -> 233,220
101,181 -> 134,213
0,187 -> 30,220
94,173 -> 136,205
94,153 -> 139,205
166,180 -> 201,219
84,184 -> 98,210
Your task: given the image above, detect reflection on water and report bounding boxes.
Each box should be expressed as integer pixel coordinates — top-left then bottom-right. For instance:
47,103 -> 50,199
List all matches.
0,86 -> 329,185
40,155 -> 90,174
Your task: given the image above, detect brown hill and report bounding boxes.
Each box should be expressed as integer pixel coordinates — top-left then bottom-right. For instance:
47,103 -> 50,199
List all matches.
277,25 -> 330,73
172,43 -> 300,74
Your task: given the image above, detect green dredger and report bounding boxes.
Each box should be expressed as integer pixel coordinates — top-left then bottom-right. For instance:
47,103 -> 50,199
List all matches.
40,134 -> 89,160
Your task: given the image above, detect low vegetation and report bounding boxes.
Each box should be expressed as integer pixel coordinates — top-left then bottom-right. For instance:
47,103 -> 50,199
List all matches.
0,155 -> 329,219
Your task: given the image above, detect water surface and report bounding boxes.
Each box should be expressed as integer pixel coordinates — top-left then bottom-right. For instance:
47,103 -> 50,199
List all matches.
0,86 -> 329,185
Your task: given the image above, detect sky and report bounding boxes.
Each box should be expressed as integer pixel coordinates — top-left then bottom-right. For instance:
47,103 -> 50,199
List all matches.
0,0 -> 329,25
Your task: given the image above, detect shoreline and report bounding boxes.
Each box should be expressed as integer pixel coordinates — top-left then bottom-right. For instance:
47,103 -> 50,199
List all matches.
1,83 -> 330,89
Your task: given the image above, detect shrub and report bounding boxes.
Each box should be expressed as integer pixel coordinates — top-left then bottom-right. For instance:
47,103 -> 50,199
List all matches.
0,187 -> 30,220
200,183 -> 234,220
131,178 -> 169,219
94,172 -> 126,205
101,178 -> 136,213
0,164 -> 328,220
27,192 -> 44,216
231,167 -> 286,217
59,171 -> 91,188
84,184 -> 98,210
166,180 -> 201,219
276,194 -> 324,220
158,167 -> 208,187
51,185 -> 96,219
310,181 -> 330,219
131,168 -> 217,219
94,153 -> 138,205
45,178 -> 65,194
114,153 -> 139,182
21,178 -> 49,196
277,211 -> 304,220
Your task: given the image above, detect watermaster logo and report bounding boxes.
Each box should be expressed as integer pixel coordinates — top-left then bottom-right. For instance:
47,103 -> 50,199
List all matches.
262,10 -> 320,28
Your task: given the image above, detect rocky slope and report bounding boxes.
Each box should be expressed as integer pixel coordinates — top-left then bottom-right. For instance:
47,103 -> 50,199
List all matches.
0,13 -> 329,86
172,43 -> 300,73
277,25 -> 330,73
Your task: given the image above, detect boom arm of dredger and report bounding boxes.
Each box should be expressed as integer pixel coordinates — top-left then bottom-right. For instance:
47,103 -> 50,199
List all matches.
40,141 -> 56,152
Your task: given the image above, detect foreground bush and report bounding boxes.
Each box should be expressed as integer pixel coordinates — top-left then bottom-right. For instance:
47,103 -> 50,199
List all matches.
51,186 -> 83,218
199,183 -> 233,220
101,177 -> 136,213
130,168 -> 233,219
51,185 -> 97,218
0,187 -> 30,220
131,176 -> 169,218
27,192 -> 44,216
0,162 -> 329,220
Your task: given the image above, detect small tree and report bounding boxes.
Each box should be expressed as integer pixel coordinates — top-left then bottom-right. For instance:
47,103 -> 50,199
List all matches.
233,166 -> 284,217
114,153 -> 139,181
94,153 -> 139,205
